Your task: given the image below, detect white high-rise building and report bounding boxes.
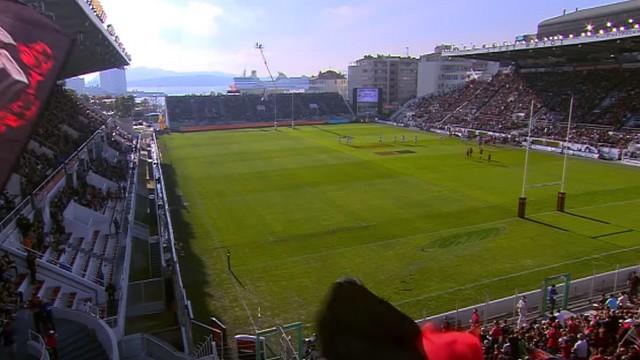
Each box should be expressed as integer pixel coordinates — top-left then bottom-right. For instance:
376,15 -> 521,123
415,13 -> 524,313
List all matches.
309,70 -> 348,98
417,45 -> 499,98
347,55 -> 418,105
99,68 -> 127,95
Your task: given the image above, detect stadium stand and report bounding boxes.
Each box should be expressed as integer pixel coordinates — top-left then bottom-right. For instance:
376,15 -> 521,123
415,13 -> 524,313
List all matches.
4,0 -> 640,359
166,92 -> 352,130
397,68 -> 640,148
462,284 -> 640,359
16,86 -> 109,196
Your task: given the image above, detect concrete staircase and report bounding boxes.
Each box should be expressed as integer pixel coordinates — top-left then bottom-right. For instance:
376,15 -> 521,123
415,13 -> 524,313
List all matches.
57,319 -> 108,360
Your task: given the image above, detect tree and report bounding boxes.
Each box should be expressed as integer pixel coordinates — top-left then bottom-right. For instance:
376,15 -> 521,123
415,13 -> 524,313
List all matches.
114,95 -> 135,118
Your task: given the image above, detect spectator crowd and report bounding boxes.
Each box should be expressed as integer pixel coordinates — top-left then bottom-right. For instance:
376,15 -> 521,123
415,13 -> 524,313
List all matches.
166,92 -> 351,126
6,86 -> 109,211
448,274 -> 640,359
398,69 -> 640,148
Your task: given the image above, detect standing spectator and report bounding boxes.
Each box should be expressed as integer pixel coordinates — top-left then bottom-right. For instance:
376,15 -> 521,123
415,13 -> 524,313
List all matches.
106,283 -> 116,303
97,266 -> 105,286
26,252 -> 37,285
112,217 -> 120,235
489,321 -> 503,345
559,335 -> 572,359
79,298 -> 92,314
546,323 -> 560,355
45,330 -> 58,360
517,296 -> 528,328
618,292 -> 631,309
573,334 -> 589,360
605,294 -> 618,311
548,284 -> 558,314
470,308 -> 481,328
31,297 -> 44,334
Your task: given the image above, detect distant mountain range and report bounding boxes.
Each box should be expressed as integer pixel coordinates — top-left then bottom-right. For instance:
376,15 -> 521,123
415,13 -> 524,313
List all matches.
125,67 -> 236,87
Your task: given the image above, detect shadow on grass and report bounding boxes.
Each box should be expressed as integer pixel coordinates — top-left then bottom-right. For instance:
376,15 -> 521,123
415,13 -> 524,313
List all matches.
564,211 -> 611,225
160,162 -> 233,348
524,217 -> 569,232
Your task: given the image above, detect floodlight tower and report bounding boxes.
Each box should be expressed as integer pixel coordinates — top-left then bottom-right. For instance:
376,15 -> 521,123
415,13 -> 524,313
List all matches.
255,43 -> 279,128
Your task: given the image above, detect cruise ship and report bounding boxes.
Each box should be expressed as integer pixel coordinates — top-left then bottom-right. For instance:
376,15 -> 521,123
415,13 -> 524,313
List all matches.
232,70 -> 310,94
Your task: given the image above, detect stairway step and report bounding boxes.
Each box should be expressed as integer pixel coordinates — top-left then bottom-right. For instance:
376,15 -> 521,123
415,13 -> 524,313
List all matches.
56,320 -> 108,360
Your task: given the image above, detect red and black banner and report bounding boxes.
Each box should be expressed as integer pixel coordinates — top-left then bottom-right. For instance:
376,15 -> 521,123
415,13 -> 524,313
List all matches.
0,0 -> 71,189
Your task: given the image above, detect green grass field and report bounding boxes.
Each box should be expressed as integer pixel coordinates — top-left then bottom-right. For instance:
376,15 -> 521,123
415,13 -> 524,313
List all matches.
158,123 -> 640,334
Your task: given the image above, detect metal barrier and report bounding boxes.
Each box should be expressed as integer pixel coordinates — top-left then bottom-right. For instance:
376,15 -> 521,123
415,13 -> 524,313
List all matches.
120,333 -> 206,360
116,136 -> 141,338
151,132 -> 194,353
28,330 -> 50,360
191,319 -> 224,360
418,263 -> 640,328
192,334 -> 217,360
127,278 -> 166,316
444,28 -> 640,57
53,307 -> 120,359
0,125 -> 106,236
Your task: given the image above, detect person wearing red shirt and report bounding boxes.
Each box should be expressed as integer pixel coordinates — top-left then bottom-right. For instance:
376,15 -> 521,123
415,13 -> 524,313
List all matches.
567,317 -> 580,335
490,321 -> 503,343
470,308 -> 481,328
546,325 -> 560,355
559,336 -> 572,359
45,330 -> 58,360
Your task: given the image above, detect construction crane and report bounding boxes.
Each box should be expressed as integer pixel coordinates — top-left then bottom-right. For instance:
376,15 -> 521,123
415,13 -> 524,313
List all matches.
255,43 -> 285,129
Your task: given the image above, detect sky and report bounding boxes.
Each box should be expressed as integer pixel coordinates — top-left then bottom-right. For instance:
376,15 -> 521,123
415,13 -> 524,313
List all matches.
100,0 -> 612,76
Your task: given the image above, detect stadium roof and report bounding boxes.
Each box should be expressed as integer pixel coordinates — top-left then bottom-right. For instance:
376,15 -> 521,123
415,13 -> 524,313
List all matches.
539,1 -> 640,27
20,0 -> 130,79
445,29 -> 640,68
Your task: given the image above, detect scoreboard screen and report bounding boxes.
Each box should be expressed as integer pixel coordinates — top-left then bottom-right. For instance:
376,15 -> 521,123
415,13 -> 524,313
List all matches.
356,88 -> 379,103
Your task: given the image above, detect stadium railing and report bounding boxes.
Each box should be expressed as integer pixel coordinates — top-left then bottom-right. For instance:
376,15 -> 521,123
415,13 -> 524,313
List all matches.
53,307 -> 119,359
0,123 -> 107,237
120,333 -> 205,360
445,27 -> 640,56
151,132 -> 194,354
114,134 -> 141,338
417,263 -> 640,329
28,330 -> 50,360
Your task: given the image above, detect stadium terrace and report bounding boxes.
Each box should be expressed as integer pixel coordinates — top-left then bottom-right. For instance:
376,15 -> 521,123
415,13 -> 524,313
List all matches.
0,1 -> 640,360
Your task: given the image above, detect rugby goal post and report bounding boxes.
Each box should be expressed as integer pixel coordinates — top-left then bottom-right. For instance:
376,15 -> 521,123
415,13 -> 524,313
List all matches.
254,322 -> 304,360
518,97 -> 574,217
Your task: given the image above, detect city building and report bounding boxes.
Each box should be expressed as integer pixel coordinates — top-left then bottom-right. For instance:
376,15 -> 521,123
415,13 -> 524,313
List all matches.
537,0 -> 640,39
308,70 -> 348,98
99,67 -> 127,95
417,45 -> 498,98
233,70 -> 310,94
65,76 -> 86,93
347,55 -> 418,107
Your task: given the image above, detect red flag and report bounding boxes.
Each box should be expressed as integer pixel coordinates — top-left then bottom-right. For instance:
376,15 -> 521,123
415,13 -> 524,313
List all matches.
421,324 -> 483,360
0,0 -> 71,188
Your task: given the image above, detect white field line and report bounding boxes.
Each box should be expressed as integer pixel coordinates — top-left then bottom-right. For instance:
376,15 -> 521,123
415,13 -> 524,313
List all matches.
190,184 -> 259,332
235,198 -> 640,271
393,244 -> 640,306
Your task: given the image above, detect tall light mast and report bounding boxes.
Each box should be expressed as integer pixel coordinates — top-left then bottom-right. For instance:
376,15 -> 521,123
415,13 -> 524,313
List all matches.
255,43 -> 278,128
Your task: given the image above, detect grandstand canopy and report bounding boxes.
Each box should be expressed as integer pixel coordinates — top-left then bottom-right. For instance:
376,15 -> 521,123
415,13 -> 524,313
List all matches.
446,30 -> 640,68
20,0 -> 130,79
